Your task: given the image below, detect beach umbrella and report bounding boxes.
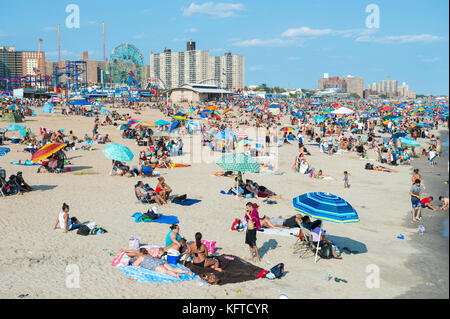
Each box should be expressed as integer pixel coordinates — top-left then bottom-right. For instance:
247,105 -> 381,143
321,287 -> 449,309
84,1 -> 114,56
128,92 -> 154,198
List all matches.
6,124 -> 25,131
331,107 -> 354,115
0,147 -> 10,157
5,104 -> 24,111
234,130 -> 248,139
280,126 -> 294,132
126,120 -> 139,125
268,103 -> 281,109
400,137 -> 420,147
117,124 -> 130,131
69,100 -> 90,106
31,143 -> 66,163
155,120 -> 170,126
204,105 -> 217,111
313,115 -> 326,124
293,192 -> 359,263
173,115 -> 188,121
99,109 -> 111,114
415,122 -> 430,127
216,153 -> 261,173
103,143 -> 134,162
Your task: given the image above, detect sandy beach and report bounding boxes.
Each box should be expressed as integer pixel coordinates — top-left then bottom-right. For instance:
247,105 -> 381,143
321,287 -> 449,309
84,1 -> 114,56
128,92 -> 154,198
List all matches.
1,105 -> 448,299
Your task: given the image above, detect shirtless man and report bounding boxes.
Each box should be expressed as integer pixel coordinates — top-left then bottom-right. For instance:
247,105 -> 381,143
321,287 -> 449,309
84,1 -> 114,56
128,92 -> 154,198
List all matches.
439,196 -> 449,210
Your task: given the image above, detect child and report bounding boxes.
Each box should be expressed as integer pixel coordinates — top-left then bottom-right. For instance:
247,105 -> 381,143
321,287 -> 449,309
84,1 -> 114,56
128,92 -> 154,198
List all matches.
344,171 -> 350,188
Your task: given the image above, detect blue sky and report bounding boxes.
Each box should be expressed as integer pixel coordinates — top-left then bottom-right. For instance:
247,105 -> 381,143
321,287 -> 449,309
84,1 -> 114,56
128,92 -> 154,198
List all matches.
0,0 -> 448,94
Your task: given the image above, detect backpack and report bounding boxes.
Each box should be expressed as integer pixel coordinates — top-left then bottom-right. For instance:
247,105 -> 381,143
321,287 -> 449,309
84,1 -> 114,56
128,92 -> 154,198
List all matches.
269,263 -> 285,279
231,219 -> 242,231
143,207 -> 159,220
172,194 -> 187,202
77,225 -> 91,236
319,242 -> 333,259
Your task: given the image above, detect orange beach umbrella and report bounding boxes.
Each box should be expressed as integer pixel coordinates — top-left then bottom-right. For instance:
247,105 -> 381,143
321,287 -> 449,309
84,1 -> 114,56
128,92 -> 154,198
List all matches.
31,143 -> 66,163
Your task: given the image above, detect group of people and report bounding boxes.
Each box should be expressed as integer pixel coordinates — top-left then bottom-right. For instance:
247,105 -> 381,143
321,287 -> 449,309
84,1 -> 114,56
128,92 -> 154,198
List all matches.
135,177 -> 172,206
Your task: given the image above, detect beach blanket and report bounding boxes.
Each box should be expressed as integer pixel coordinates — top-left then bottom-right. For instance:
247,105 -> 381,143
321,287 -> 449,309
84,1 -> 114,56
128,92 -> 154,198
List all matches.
257,171 -> 285,175
172,199 -> 201,206
185,254 -> 264,285
132,212 -> 179,224
10,161 -> 39,166
150,163 -> 191,169
116,265 -> 197,283
258,227 -> 300,237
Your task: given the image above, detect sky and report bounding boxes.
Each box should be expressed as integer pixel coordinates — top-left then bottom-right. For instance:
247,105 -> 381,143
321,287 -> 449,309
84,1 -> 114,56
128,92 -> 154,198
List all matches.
0,0 -> 448,95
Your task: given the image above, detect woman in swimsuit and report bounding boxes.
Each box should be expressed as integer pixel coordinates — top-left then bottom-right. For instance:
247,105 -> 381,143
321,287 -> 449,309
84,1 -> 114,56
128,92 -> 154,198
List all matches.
133,248 -> 192,279
156,177 -> 172,201
183,232 -> 222,272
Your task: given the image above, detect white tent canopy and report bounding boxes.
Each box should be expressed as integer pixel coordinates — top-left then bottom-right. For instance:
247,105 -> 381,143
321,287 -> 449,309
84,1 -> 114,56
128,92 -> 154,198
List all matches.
331,107 -> 354,115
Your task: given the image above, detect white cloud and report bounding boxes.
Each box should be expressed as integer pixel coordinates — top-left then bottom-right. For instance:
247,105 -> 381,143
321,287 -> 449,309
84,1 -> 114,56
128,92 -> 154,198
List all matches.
185,28 -> 198,33
182,2 -> 244,18
249,65 -> 264,71
42,26 -> 57,31
419,57 -> 441,63
233,38 -> 294,47
282,27 -> 333,37
356,34 -> 444,44
132,32 -> 149,40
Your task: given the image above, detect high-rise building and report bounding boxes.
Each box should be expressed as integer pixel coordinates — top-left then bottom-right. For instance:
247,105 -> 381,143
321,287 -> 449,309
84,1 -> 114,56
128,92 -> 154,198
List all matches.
0,46 -> 22,78
150,42 -> 245,90
81,51 -> 99,84
21,50 -> 46,76
318,74 -> 364,97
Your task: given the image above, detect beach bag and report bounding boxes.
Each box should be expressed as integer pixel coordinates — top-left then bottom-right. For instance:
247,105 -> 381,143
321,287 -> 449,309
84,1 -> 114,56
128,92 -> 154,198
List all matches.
77,225 -> 90,236
269,263 -> 284,279
231,219 -> 242,231
202,240 -> 216,254
129,237 -> 140,250
172,194 -> 187,202
111,252 -> 131,267
319,242 -> 333,259
143,207 -> 159,220
299,162 -> 308,174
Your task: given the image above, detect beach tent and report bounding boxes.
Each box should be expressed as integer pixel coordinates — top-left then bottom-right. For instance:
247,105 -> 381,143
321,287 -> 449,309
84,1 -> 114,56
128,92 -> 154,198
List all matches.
169,121 -> 180,133
293,192 -> 359,263
2,112 -> 23,123
6,124 -> 25,131
331,107 -> 354,115
41,103 -> 54,113
400,137 -> 420,147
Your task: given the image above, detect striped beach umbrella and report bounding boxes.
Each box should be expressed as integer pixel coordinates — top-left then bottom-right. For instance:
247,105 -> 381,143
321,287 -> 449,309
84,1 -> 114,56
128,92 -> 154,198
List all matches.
280,126 -> 294,132
400,137 -> 420,147
103,143 -> 134,162
293,192 -> 359,224
293,192 -> 359,263
5,104 -> 24,111
216,153 -> 261,173
31,143 -> 66,163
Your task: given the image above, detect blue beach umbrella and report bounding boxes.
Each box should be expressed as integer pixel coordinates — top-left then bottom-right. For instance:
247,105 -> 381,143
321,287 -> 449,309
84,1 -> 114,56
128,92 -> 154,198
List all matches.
103,143 -> 134,162
155,120 -> 170,126
6,124 -> 25,131
293,192 -> 359,262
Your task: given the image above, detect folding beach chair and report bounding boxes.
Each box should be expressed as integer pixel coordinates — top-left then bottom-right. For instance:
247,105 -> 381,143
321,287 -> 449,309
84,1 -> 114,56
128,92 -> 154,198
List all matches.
294,226 -> 321,260
0,168 -> 7,197
134,184 -> 155,204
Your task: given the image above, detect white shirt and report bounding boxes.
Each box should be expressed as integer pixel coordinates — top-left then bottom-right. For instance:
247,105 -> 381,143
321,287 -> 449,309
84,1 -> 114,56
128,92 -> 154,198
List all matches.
59,211 -> 71,230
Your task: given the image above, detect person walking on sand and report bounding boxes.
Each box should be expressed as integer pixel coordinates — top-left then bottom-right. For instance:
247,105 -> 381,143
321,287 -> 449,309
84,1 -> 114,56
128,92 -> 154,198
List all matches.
244,202 -> 261,262
344,171 -> 350,188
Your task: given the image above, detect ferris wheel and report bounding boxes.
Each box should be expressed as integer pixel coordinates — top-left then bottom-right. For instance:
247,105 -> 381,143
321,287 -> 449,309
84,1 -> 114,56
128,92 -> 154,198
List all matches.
106,44 -> 145,87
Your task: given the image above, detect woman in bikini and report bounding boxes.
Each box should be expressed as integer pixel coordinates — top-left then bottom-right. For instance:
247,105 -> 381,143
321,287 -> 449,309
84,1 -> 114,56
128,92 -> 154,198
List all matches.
156,177 -> 172,201
183,232 -> 223,272
132,248 -> 192,279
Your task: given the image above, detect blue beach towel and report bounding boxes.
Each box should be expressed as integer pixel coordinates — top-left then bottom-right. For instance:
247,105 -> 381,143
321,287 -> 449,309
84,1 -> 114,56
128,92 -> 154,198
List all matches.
172,199 -> 201,206
132,212 -> 179,224
117,265 -> 197,283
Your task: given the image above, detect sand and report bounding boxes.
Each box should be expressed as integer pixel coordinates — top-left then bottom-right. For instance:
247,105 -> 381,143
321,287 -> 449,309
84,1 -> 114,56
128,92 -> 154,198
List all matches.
0,106 -> 448,299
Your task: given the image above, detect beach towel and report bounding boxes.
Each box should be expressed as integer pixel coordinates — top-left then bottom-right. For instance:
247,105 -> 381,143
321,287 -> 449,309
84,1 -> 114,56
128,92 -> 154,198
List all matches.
150,163 -> 191,169
132,212 -> 179,225
185,254 -> 264,285
172,199 -> 201,206
257,171 -> 285,175
258,227 -> 300,237
116,265 -> 197,283
10,161 -> 39,166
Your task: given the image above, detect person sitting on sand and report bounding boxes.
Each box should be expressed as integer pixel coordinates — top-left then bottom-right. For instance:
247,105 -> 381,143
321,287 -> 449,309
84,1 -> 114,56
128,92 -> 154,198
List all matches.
420,196 -> 439,211
183,232 -> 223,272
133,248 -> 192,279
439,196 -> 449,210
310,220 -> 342,259
155,176 -> 172,201
15,171 -> 33,192
135,181 -> 166,205
53,203 -> 83,233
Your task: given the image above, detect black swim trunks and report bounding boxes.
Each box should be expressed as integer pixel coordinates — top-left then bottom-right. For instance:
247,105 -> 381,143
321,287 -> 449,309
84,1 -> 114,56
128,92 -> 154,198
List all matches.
245,229 -> 257,247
